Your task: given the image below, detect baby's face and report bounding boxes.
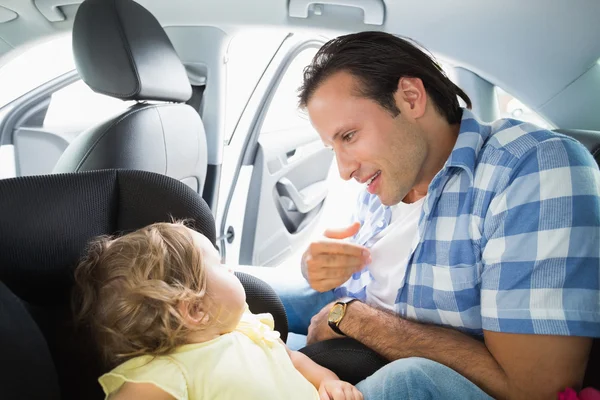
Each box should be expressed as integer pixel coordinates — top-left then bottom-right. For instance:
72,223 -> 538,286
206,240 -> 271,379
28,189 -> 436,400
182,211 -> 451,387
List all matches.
189,229 -> 246,328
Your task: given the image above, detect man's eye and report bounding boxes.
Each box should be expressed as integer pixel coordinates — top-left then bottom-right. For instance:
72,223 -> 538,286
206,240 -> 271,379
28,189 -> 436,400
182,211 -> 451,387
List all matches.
342,131 -> 356,142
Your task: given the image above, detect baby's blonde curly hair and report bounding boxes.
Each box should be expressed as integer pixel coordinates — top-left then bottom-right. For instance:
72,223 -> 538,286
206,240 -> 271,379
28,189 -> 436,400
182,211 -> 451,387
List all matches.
73,221 -> 210,365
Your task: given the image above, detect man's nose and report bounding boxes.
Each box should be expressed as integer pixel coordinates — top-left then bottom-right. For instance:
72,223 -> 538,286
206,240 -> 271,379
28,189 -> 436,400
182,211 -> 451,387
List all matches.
335,149 -> 357,181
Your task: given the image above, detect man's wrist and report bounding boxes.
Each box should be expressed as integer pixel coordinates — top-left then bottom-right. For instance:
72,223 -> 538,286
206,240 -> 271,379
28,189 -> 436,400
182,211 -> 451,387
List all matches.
337,299 -> 363,337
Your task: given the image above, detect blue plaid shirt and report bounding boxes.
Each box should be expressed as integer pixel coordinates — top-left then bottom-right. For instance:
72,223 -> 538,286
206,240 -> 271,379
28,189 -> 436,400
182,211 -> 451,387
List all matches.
337,109 -> 600,337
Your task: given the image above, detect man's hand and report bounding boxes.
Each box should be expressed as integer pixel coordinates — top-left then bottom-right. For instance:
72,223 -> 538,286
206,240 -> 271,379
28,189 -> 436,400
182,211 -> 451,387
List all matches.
318,380 -> 363,400
302,222 -> 371,292
307,301 -> 345,345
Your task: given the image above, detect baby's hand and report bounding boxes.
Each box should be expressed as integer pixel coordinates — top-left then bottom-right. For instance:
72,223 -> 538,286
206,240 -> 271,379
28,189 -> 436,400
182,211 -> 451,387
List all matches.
318,379 -> 363,400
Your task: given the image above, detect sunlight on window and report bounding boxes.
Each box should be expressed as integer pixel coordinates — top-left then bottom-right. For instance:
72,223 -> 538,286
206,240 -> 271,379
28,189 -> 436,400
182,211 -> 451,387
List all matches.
260,48 -> 317,134
224,29 -> 288,141
0,145 -> 16,179
0,34 -> 74,108
44,80 -> 133,139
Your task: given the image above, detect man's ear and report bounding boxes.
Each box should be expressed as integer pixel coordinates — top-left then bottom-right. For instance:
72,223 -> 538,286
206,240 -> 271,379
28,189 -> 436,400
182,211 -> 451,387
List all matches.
394,77 -> 427,120
178,300 -> 209,326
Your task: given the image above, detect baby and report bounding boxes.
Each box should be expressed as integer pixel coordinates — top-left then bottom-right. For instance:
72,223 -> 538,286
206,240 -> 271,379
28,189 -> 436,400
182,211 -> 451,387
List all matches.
73,221 -> 362,400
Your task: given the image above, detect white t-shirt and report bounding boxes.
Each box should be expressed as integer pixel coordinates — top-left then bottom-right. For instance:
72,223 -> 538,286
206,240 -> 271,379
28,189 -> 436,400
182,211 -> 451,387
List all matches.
365,198 -> 424,311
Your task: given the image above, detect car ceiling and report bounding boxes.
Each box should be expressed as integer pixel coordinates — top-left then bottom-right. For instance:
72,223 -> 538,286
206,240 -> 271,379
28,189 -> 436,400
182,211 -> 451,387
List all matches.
0,0 -> 599,129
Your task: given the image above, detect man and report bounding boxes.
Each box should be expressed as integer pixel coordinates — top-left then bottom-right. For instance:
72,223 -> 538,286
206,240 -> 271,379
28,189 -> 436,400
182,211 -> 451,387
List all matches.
252,31 -> 599,399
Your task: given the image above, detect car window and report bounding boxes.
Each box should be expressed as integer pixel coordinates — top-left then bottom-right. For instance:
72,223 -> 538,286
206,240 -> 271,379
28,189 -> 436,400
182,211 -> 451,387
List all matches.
496,87 -> 553,129
224,30 -> 288,141
10,79 -> 132,178
43,80 -> 133,142
260,47 -> 317,135
0,35 -> 136,178
0,35 -> 74,108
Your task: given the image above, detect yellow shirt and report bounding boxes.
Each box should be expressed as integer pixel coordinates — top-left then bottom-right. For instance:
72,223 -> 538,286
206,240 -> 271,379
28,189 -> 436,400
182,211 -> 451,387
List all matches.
99,307 -> 319,400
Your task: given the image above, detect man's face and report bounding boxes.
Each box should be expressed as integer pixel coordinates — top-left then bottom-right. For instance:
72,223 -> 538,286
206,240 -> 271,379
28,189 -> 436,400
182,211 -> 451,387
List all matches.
306,72 -> 428,206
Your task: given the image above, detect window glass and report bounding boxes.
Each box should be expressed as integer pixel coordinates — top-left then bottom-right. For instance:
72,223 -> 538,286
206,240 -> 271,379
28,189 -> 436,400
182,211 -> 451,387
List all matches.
44,80 -> 133,141
260,48 -> 318,134
0,35 -> 75,108
224,30 -> 288,141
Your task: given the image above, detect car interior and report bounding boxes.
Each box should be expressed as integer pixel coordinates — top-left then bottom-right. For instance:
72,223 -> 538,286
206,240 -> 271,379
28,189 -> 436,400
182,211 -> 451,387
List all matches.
0,0 -> 599,398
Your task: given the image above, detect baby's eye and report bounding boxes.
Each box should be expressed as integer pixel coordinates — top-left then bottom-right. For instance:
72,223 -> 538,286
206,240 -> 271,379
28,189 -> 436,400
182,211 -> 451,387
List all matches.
342,131 -> 356,142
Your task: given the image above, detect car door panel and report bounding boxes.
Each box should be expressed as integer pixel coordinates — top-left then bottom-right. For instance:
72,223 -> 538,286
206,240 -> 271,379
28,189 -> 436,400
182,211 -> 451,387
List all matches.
14,128 -> 69,176
218,36 -> 332,267
240,126 -> 333,266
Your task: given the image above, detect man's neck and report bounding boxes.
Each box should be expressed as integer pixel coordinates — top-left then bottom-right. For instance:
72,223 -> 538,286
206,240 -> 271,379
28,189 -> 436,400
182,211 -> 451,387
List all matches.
404,118 -> 461,204
403,190 -> 426,204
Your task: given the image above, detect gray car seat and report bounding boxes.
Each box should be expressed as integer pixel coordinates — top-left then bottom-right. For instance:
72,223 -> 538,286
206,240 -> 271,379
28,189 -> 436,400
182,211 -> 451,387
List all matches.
53,0 -> 207,195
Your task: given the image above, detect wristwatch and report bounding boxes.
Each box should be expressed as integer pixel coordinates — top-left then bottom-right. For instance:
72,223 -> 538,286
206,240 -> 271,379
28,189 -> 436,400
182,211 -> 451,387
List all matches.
327,297 -> 358,336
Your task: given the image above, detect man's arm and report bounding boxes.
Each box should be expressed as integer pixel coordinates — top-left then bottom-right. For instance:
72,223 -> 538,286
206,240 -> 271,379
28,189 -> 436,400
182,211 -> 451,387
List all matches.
339,301 -> 592,400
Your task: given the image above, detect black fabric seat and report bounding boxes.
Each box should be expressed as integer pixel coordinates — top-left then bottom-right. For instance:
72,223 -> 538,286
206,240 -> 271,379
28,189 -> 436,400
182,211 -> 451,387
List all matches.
0,281 -> 61,400
0,170 -> 287,400
300,338 -> 388,385
53,0 -> 208,195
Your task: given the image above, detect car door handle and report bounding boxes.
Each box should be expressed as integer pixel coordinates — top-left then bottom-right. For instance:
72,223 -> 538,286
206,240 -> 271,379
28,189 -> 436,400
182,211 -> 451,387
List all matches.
276,178 -> 328,213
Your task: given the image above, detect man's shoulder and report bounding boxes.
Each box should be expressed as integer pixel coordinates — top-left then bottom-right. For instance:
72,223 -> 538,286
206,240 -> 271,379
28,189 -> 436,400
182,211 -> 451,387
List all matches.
479,118 -> 591,170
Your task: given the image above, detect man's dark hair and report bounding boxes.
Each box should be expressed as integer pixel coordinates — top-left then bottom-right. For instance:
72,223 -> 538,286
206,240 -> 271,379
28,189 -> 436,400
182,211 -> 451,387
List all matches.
298,31 -> 472,125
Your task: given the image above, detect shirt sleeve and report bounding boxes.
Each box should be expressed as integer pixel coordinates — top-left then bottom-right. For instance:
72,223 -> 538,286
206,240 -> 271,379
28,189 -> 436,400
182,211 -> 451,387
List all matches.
99,356 -> 188,400
480,136 -> 600,336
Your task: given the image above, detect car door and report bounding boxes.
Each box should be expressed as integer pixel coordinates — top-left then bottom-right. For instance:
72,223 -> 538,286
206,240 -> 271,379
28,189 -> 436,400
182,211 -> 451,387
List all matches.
218,34 -> 336,267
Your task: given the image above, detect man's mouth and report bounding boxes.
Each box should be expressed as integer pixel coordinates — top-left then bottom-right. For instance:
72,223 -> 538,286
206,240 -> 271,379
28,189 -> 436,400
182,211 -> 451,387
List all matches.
366,170 -> 381,186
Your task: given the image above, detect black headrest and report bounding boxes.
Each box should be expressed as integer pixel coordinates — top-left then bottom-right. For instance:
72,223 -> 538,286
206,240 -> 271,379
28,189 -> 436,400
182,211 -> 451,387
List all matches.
72,0 -> 192,102
0,169 -> 215,306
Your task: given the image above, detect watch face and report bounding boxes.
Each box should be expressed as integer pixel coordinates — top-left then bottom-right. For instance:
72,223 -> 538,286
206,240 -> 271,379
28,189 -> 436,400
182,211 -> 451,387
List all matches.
328,304 -> 345,324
